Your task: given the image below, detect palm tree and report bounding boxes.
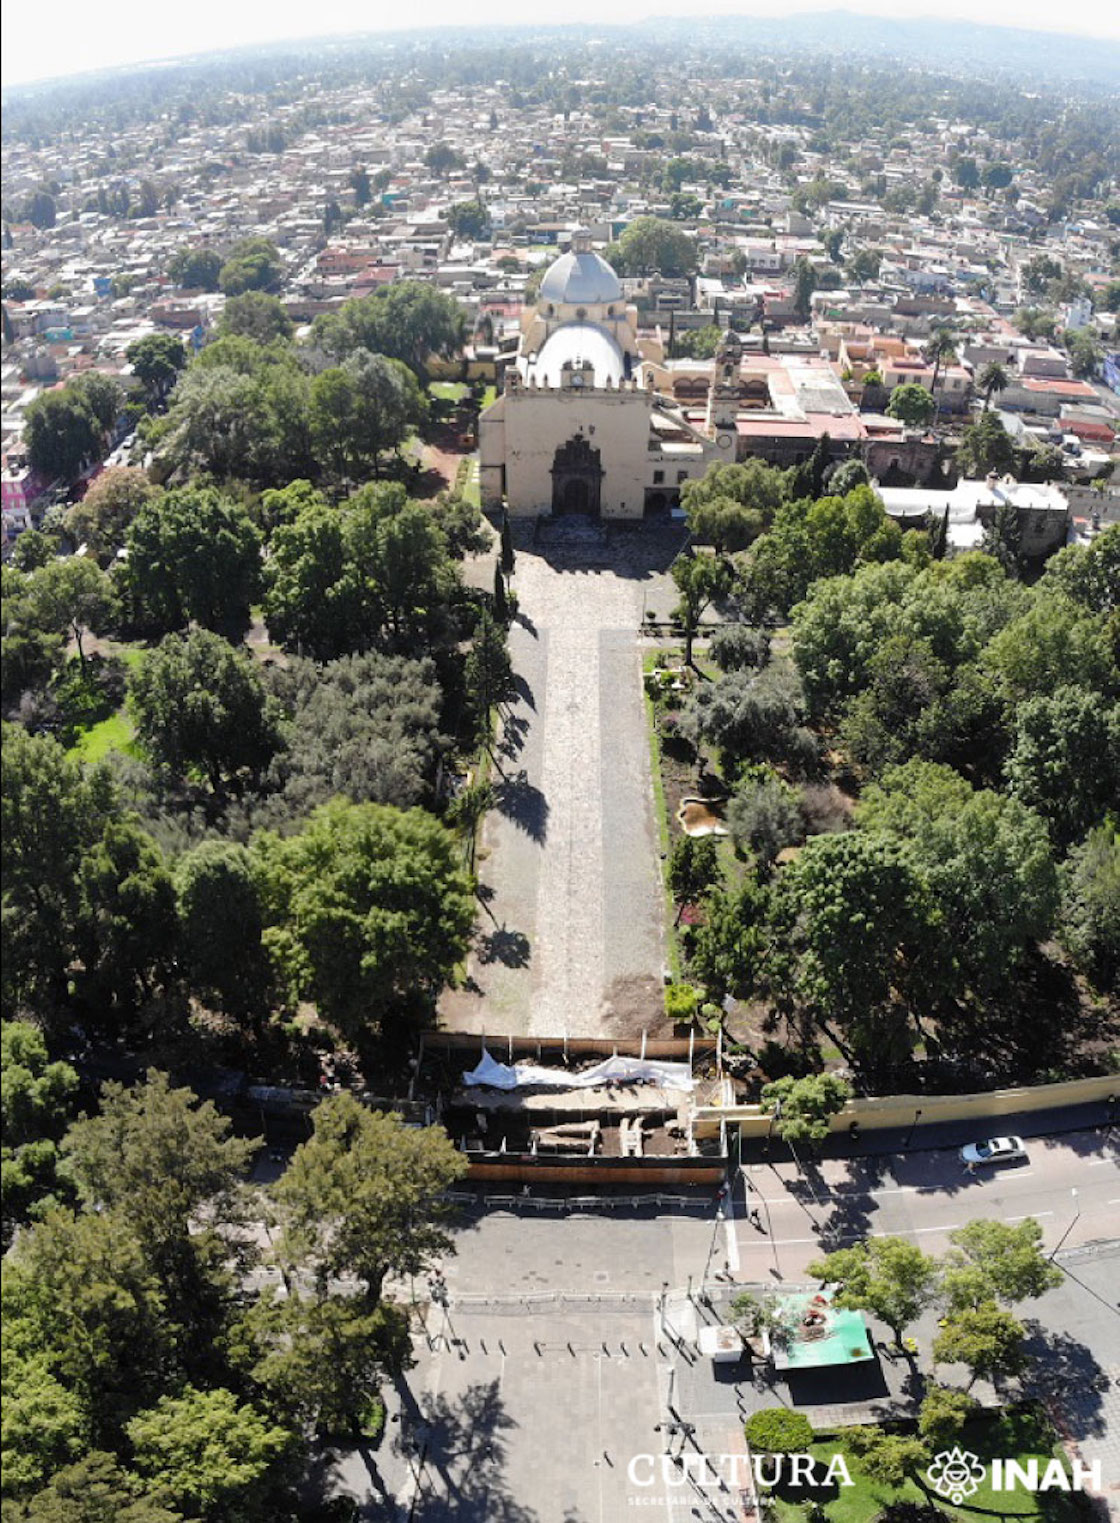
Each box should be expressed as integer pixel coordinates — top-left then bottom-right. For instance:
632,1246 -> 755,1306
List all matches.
926,328 -> 957,412
978,360 -> 1010,411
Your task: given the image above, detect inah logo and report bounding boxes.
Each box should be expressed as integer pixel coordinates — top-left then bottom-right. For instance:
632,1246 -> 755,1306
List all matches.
927,1447 -> 986,1504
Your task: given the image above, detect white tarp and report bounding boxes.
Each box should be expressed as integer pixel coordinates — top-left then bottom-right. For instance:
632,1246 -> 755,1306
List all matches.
461,1049 -> 695,1091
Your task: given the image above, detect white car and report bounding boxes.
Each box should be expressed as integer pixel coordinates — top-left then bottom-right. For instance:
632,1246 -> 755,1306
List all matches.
960,1136 -> 1028,1169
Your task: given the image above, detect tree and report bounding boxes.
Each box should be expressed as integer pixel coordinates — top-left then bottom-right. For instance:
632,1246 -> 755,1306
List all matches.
1005,687 -> 1120,850
500,513 -> 515,577
313,282 -> 466,381
253,800 -> 475,1041
918,1384 -> 979,1449
684,495 -> 764,555
683,663 -> 813,770
846,1429 -> 929,1487
446,199 -> 490,240
23,390 -> 101,483
126,1387 -> 293,1523
980,500 -> 1022,577
24,190 -> 57,229
1021,254 -> 1063,297
1,1022 -> 78,1237
129,632 -> 280,793
122,486 -> 261,634
154,358 -> 313,486
12,1450 -> 182,1521
941,1219 -> 1062,1312
932,1302 -> 1027,1387
807,1237 -> 939,1345
27,558 -> 117,673
218,292 -> 293,345
1013,306 -> 1057,342
264,651 -> 445,815
667,835 -> 722,924
1060,825 -> 1119,994
74,818 -> 179,1020
64,467 -> 158,564
1,729 -> 118,1010
952,156 -> 981,191
766,832 -> 936,1069
263,485 -> 459,661
464,608 -> 514,743
926,328 -> 957,404
309,350 -> 426,483
126,334 -> 186,406
727,765 -> 801,870
5,1207 -> 172,1440
272,1092 -> 466,1300
609,216 -> 697,277
233,1290 -> 406,1439
0,1347 -> 87,1499
977,360 -> 1009,411
886,384 -> 936,429
671,553 -> 733,666
859,762 -> 1059,998
349,164 -> 372,206
792,255 -> 817,319
687,880 -> 769,1002
71,375 -> 122,437
62,1071 -> 256,1264
168,247 -> 222,291
957,412 -> 1015,478
761,1073 -> 852,1149
846,247 -> 881,283
709,624 -> 770,673
174,842 -> 271,1024
681,461 -> 788,528
424,142 -> 465,175
218,237 -> 282,296
1065,328 -> 1104,379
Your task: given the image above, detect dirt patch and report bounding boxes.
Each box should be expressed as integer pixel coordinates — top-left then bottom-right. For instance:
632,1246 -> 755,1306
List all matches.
599,975 -> 673,1040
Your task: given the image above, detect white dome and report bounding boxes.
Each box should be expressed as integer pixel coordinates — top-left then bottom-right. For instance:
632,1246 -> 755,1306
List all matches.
538,248 -> 622,308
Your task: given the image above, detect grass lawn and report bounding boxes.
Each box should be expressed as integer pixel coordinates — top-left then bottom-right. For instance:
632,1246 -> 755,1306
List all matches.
770,1412 -> 1082,1522
480,384 -> 498,409
67,710 -> 137,764
461,457 -> 481,508
642,653 -> 679,980
430,381 -> 469,402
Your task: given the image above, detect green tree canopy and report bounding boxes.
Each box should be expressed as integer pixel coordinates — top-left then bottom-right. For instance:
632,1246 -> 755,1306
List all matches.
886,383 -> 936,428
168,247 -> 222,291
309,350 -> 426,483
932,1301 -> 1027,1387
941,1218 -> 1061,1312
64,468 -> 159,564
126,334 -> 186,405
218,237 -> 282,297
312,281 -> 466,381
1005,686 -> 1120,849
1,1022 -> 78,1237
23,390 -> 102,483
272,1092 -> 467,1299
173,842 -> 271,1024
806,1237 -> 940,1343
608,216 -> 697,277
122,485 -> 261,634
129,631 -> 280,794
253,799 -> 475,1041
126,1387 -> 293,1522
218,292 -> 293,345
957,411 -> 1016,477
1060,825 -> 1119,994
760,1073 -> 852,1148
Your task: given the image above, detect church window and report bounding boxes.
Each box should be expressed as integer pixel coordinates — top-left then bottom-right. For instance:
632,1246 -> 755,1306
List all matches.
677,470 -> 689,484
653,470 -> 665,484
576,307 -> 587,320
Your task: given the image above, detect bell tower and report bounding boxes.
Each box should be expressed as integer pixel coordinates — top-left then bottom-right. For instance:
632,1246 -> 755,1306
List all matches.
707,329 -> 741,457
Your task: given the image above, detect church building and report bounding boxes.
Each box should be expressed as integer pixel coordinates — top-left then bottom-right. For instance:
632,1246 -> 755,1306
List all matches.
479,232 -> 732,519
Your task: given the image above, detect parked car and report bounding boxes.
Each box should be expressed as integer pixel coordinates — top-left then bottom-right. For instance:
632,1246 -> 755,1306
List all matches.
960,1136 -> 1028,1169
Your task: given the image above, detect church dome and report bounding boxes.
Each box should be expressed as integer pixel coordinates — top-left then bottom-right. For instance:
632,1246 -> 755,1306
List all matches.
538,247 -> 622,308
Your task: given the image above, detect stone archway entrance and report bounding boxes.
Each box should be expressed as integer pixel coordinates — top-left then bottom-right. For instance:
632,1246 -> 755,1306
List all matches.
551,434 -> 603,517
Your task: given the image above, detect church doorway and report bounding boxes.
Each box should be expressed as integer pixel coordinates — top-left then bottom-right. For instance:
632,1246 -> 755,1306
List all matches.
551,434 -> 603,517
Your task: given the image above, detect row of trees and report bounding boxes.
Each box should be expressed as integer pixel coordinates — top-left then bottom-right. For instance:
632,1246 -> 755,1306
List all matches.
2,1068 -> 466,1517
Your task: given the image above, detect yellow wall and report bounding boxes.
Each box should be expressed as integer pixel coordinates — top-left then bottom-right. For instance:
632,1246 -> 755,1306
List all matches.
692,1074 -> 1116,1140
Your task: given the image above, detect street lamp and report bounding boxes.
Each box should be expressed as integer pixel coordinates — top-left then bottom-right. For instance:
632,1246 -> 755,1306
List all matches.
905,1108 -> 923,1149
1050,1188 -> 1080,1260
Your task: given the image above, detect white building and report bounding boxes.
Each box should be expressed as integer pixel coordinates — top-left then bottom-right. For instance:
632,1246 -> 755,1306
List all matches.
479,232 -> 726,519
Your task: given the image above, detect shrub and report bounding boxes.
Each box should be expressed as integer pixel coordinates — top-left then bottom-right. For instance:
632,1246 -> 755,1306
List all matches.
744,1408 -> 814,1453
664,982 -> 699,1021
710,623 -> 771,673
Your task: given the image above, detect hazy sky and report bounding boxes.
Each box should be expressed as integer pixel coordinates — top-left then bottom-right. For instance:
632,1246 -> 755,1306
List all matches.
2,0 -> 1118,88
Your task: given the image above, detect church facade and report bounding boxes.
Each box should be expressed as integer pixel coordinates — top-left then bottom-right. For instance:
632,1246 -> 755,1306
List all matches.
479,233 -> 732,519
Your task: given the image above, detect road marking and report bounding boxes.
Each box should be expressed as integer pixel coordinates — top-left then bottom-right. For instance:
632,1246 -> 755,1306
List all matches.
1008,1211 -> 1053,1221
1108,1198 -> 1120,1206
772,1224 -> 962,1246
1089,1158 -> 1120,1167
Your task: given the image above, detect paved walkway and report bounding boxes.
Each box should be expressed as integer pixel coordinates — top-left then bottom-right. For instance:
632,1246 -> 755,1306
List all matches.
441,522 -> 683,1037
